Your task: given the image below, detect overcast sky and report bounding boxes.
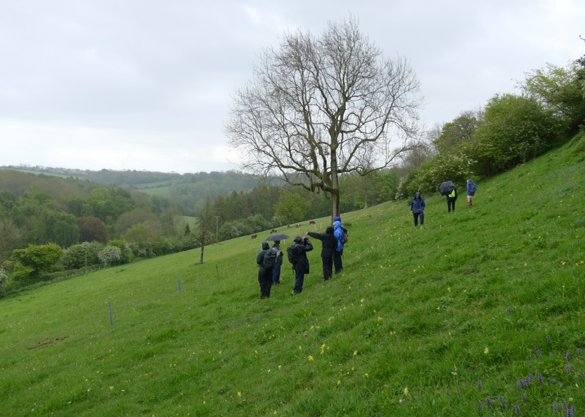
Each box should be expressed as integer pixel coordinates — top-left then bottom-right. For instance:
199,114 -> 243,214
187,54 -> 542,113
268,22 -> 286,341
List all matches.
0,0 -> 583,174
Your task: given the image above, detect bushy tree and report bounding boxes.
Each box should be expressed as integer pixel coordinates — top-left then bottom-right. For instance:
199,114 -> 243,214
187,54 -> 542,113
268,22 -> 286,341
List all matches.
522,60 -> 585,135
77,216 -> 108,243
61,242 -> 102,270
98,245 -> 122,266
433,111 -> 480,154
107,240 -> 133,264
399,152 -> 476,198
124,224 -> 157,258
472,94 -> 560,176
275,189 -> 311,225
12,243 -> 63,280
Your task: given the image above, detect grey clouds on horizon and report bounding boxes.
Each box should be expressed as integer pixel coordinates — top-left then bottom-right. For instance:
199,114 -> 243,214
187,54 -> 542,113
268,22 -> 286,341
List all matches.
0,0 -> 583,173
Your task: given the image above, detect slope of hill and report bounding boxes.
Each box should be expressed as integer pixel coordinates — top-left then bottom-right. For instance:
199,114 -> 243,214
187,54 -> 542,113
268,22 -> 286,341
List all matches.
0,132 -> 584,416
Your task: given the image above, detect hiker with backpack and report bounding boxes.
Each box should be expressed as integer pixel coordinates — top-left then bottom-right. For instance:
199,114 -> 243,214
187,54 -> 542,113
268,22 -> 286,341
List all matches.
256,241 -> 277,299
308,226 -> 337,281
333,216 -> 347,274
466,179 -> 478,206
445,186 -> 458,212
288,236 -> 313,294
271,240 -> 284,285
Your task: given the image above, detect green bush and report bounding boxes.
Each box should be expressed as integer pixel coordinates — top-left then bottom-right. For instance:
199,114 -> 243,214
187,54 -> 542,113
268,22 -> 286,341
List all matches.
61,242 -> 103,270
399,152 -> 476,197
12,243 -> 64,280
98,245 -> 122,266
107,239 -> 134,264
472,94 -> 560,176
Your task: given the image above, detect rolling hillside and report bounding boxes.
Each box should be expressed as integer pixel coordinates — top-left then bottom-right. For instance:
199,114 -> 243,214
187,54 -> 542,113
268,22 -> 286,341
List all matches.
0,132 -> 584,416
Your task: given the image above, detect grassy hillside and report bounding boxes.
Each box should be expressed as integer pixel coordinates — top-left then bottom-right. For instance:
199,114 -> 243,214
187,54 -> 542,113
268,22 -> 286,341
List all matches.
1,133 -> 584,417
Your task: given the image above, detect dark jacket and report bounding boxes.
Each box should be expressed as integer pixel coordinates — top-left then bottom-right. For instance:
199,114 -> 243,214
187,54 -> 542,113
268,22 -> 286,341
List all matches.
292,240 -> 313,274
410,196 -> 426,214
308,230 -> 336,258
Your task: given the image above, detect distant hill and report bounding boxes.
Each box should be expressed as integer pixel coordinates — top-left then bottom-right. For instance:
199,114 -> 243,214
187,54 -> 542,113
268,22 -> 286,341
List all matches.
0,166 -> 283,215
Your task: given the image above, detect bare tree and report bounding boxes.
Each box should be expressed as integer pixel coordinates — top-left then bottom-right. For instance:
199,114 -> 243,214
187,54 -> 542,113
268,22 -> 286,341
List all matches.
227,19 -> 420,218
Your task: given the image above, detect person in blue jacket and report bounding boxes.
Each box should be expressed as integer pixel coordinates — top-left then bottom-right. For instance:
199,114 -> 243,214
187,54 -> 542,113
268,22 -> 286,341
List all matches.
333,216 -> 346,274
410,191 -> 426,226
466,179 -> 478,207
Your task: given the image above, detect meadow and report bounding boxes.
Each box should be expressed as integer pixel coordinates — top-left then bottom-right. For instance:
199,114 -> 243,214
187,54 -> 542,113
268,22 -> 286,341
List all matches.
0,133 -> 584,416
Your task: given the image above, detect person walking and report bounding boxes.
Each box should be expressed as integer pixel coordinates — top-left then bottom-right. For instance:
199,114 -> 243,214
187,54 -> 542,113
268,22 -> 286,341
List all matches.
332,216 -> 346,274
256,241 -> 275,299
447,186 -> 458,212
410,191 -> 426,226
290,236 -> 313,294
466,179 -> 478,206
271,240 -> 284,284
308,226 -> 336,281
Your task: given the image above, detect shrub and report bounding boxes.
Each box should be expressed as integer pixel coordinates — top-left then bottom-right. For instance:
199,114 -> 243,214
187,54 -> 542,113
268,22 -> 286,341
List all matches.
107,240 -> 133,264
98,245 -> 122,266
12,243 -> 64,280
61,242 -> 103,270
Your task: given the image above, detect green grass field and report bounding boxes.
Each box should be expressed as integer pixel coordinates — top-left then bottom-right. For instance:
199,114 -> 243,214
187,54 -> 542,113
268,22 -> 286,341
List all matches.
1,133 -> 584,417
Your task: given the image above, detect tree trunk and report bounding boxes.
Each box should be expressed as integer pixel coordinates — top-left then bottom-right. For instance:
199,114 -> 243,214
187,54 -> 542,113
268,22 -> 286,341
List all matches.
199,241 -> 205,264
331,190 -> 340,220
330,170 -> 341,219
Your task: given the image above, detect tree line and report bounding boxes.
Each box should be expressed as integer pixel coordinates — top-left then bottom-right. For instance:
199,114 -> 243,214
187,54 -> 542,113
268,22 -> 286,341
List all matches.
399,56 -> 585,196
0,167 -> 399,294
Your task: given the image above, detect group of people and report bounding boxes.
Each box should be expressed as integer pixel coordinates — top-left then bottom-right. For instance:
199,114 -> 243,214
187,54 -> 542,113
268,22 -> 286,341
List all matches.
256,216 -> 347,298
409,179 -> 478,227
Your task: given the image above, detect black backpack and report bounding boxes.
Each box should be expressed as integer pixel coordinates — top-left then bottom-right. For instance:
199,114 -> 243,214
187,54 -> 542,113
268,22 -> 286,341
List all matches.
286,245 -> 298,265
262,248 -> 277,268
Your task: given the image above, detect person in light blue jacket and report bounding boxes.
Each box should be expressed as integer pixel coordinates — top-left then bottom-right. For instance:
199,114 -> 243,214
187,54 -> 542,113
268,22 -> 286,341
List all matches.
333,216 -> 346,274
410,191 -> 426,226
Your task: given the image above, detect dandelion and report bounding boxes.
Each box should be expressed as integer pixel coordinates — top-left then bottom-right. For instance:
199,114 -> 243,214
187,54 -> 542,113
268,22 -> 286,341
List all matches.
320,344 -> 327,354
353,350 -> 358,357
403,386 -> 409,396
484,347 -> 490,355
237,391 -> 242,398
308,355 -> 314,362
